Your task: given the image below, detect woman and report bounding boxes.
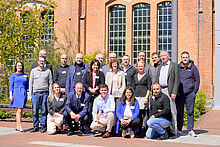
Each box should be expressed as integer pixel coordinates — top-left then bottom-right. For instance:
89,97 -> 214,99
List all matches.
105,59 -> 125,102
47,83 -> 67,135
116,86 -> 140,138
134,60 -> 152,135
9,61 -> 29,132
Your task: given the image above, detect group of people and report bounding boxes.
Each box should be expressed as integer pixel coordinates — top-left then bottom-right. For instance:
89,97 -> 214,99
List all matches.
9,48 -> 200,140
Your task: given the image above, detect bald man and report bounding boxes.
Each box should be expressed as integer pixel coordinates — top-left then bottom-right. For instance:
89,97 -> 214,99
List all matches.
102,52 -> 117,76
65,53 -> 89,95
54,54 -> 69,93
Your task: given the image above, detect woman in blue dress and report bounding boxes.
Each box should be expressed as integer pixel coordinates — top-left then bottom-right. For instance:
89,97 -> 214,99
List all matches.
9,61 -> 29,132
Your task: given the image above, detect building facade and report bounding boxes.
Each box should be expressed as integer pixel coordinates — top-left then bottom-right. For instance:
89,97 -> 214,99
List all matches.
51,0 -> 215,97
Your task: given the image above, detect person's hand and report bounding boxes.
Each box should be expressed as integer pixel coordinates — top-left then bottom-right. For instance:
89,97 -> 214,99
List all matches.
150,115 -> 155,119
9,96 -> 13,102
27,96 -> 32,102
53,112 -> 61,117
60,88 -> 65,93
97,111 -> 102,121
70,112 -> 76,119
75,114 -> 81,120
124,119 -> 131,125
144,98 -> 148,104
89,88 -> 97,94
50,118 -> 55,122
171,93 -> 176,100
96,121 -> 104,128
120,119 -> 126,124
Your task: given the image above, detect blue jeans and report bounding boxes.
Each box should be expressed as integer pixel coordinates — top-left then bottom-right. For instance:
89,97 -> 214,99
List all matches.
176,91 -> 196,131
146,117 -> 171,139
32,92 -> 48,128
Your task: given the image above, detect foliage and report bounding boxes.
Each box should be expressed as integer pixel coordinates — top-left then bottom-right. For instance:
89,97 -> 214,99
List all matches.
183,90 -> 207,126
23,111 -> 32,118
0,110 -> 12,119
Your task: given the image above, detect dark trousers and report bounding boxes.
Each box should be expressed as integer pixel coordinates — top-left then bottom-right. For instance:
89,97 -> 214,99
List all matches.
63,111 -> 88,131
120,118 -> 140,131
176,91 -> 196,131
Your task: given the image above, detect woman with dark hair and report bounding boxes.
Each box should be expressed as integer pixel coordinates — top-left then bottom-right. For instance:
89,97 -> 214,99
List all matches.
105,59 -> 125,102
47,83 -> 67,135
9,61 -> 29,132
116,86 -> 140,138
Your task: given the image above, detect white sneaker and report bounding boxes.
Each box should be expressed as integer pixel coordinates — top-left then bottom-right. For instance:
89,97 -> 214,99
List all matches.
188,130 -> 197,137
122,129 -> 127,138
130,131 -> 135,138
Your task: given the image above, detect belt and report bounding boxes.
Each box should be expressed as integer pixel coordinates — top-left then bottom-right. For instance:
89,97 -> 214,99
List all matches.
37,91 -> 48,93
161,86 -> 168,89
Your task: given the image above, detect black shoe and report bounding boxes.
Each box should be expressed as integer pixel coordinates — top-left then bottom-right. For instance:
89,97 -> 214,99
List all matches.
157,132 -> 169,140
67,131 -> 74,136
30,127 -> 39,133
40,127 -> 47,133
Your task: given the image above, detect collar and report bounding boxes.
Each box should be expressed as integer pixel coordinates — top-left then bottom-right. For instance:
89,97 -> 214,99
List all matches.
75,93 -> 81,99
60,64 -> 69,68
162,60 -> 170,66
37,67 -> 46,71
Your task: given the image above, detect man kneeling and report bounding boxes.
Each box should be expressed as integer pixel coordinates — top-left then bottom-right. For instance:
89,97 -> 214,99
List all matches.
146,83 -> 171,140
63,82 -> 90,136
90,84 -> 115,138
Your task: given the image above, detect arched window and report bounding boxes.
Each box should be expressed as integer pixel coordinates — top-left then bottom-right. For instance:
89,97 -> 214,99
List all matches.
133,3 -> 150,64
158,1 -> 172,55
109,5 -> 126,57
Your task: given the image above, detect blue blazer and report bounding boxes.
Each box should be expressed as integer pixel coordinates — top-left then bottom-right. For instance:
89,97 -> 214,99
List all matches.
65,91 -> 90,118
65,62 -> 89,95
115,100 -> 140,134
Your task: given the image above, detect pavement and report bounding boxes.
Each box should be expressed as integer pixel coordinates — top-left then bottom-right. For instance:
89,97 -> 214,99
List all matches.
0,110 -> 220,147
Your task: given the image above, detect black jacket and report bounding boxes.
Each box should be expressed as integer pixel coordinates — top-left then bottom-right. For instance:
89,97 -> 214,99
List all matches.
134,73 -> 152,97
47,94 -> 67,116
149,92 -> 172,121
120,65 -> 137,88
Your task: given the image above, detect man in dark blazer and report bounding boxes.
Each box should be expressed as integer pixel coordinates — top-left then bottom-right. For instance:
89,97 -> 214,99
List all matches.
30,49 -> 53,75
65,53 -> 89,95
63,82 -> 90,136
155,50 -> 180,135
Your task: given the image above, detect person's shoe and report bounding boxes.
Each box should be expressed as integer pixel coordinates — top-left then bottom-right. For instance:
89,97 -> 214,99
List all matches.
177,130 -> 183,136
130,131 -> 135,139
188,130 -> 197,137
122,129 -> 127,138
40,127 -> 47,133
102,132 -> 111,138
157,132 -> 169,140
67,131 -> 75,136
30,127 -> 39,133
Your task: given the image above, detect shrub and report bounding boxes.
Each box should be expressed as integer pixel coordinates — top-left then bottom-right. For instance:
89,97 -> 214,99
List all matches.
0,110 -> 11,119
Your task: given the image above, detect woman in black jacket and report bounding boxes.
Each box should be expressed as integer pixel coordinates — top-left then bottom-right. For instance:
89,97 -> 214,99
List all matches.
47,83 -> 67,135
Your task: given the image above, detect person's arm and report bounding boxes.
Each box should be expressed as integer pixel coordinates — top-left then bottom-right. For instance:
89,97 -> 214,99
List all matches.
9,74 -> 14,102
172,63 -> 180,95
47,98 -> 55,116
119,71 -> 126,92
154,95 -> 171,118
130,101 -> 140,120
193,66 -> 200,93
83,72 -> 90,90
59,95 -> 67,114
92,99 -> 98,121
65,94 -> 72,114
29,70 -> 34,97
98,72 -> 105,88
65,68 -> 71,95
48,70 -> 53,95
116,100 -> 123,120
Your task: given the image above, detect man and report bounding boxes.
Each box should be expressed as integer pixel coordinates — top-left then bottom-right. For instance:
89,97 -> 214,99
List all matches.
155,50 -> 180,135
30,49 -> 53,75
133,51 -> 152,79
120,55 -> 137,88
146,83 -> 171,140
150,52 -> 161,84
176,51 -> 200,137
90,84 -> 115,138
53,53 -> 69,94
102,52 -> 117,76
63,82 -> 90,136
29,56 -> 53,133
95,53 -> 105,70
65,53 -> 89,95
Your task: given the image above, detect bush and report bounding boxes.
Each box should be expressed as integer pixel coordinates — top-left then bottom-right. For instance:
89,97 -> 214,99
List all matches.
0,110 -> 12,119
183,90 -> 207,126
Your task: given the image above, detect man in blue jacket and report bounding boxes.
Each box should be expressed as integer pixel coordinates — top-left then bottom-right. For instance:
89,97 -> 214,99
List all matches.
176,51 -> 200,137
63,82 -> 90,136
65,53 -> 89,95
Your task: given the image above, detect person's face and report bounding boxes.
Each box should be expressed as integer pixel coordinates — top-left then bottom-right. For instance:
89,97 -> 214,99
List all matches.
112,62 -> 118,70
16,62 -> 23,72
75,54 -> 83,64
137,62 -> 145,73
75,83 -> 83,96
92,62 -> 99,72
122,56 -> 130,66
181,53 -> 190,65
125,89 -> 132,100
96,55 -> 104,65
152,84 -> 161,97
152,54 -> 160,64
160,52 -> 169,63
53,84 -> 60,94
100,87 -> 108,99
61,54 -> 67,66
39,51 -> 47,58
109,53 -> 116,62
38,57 -> 45,67
138,52 -> 146,61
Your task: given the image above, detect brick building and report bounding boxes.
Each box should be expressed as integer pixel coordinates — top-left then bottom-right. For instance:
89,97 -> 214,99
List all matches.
46,0 -> 215,97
